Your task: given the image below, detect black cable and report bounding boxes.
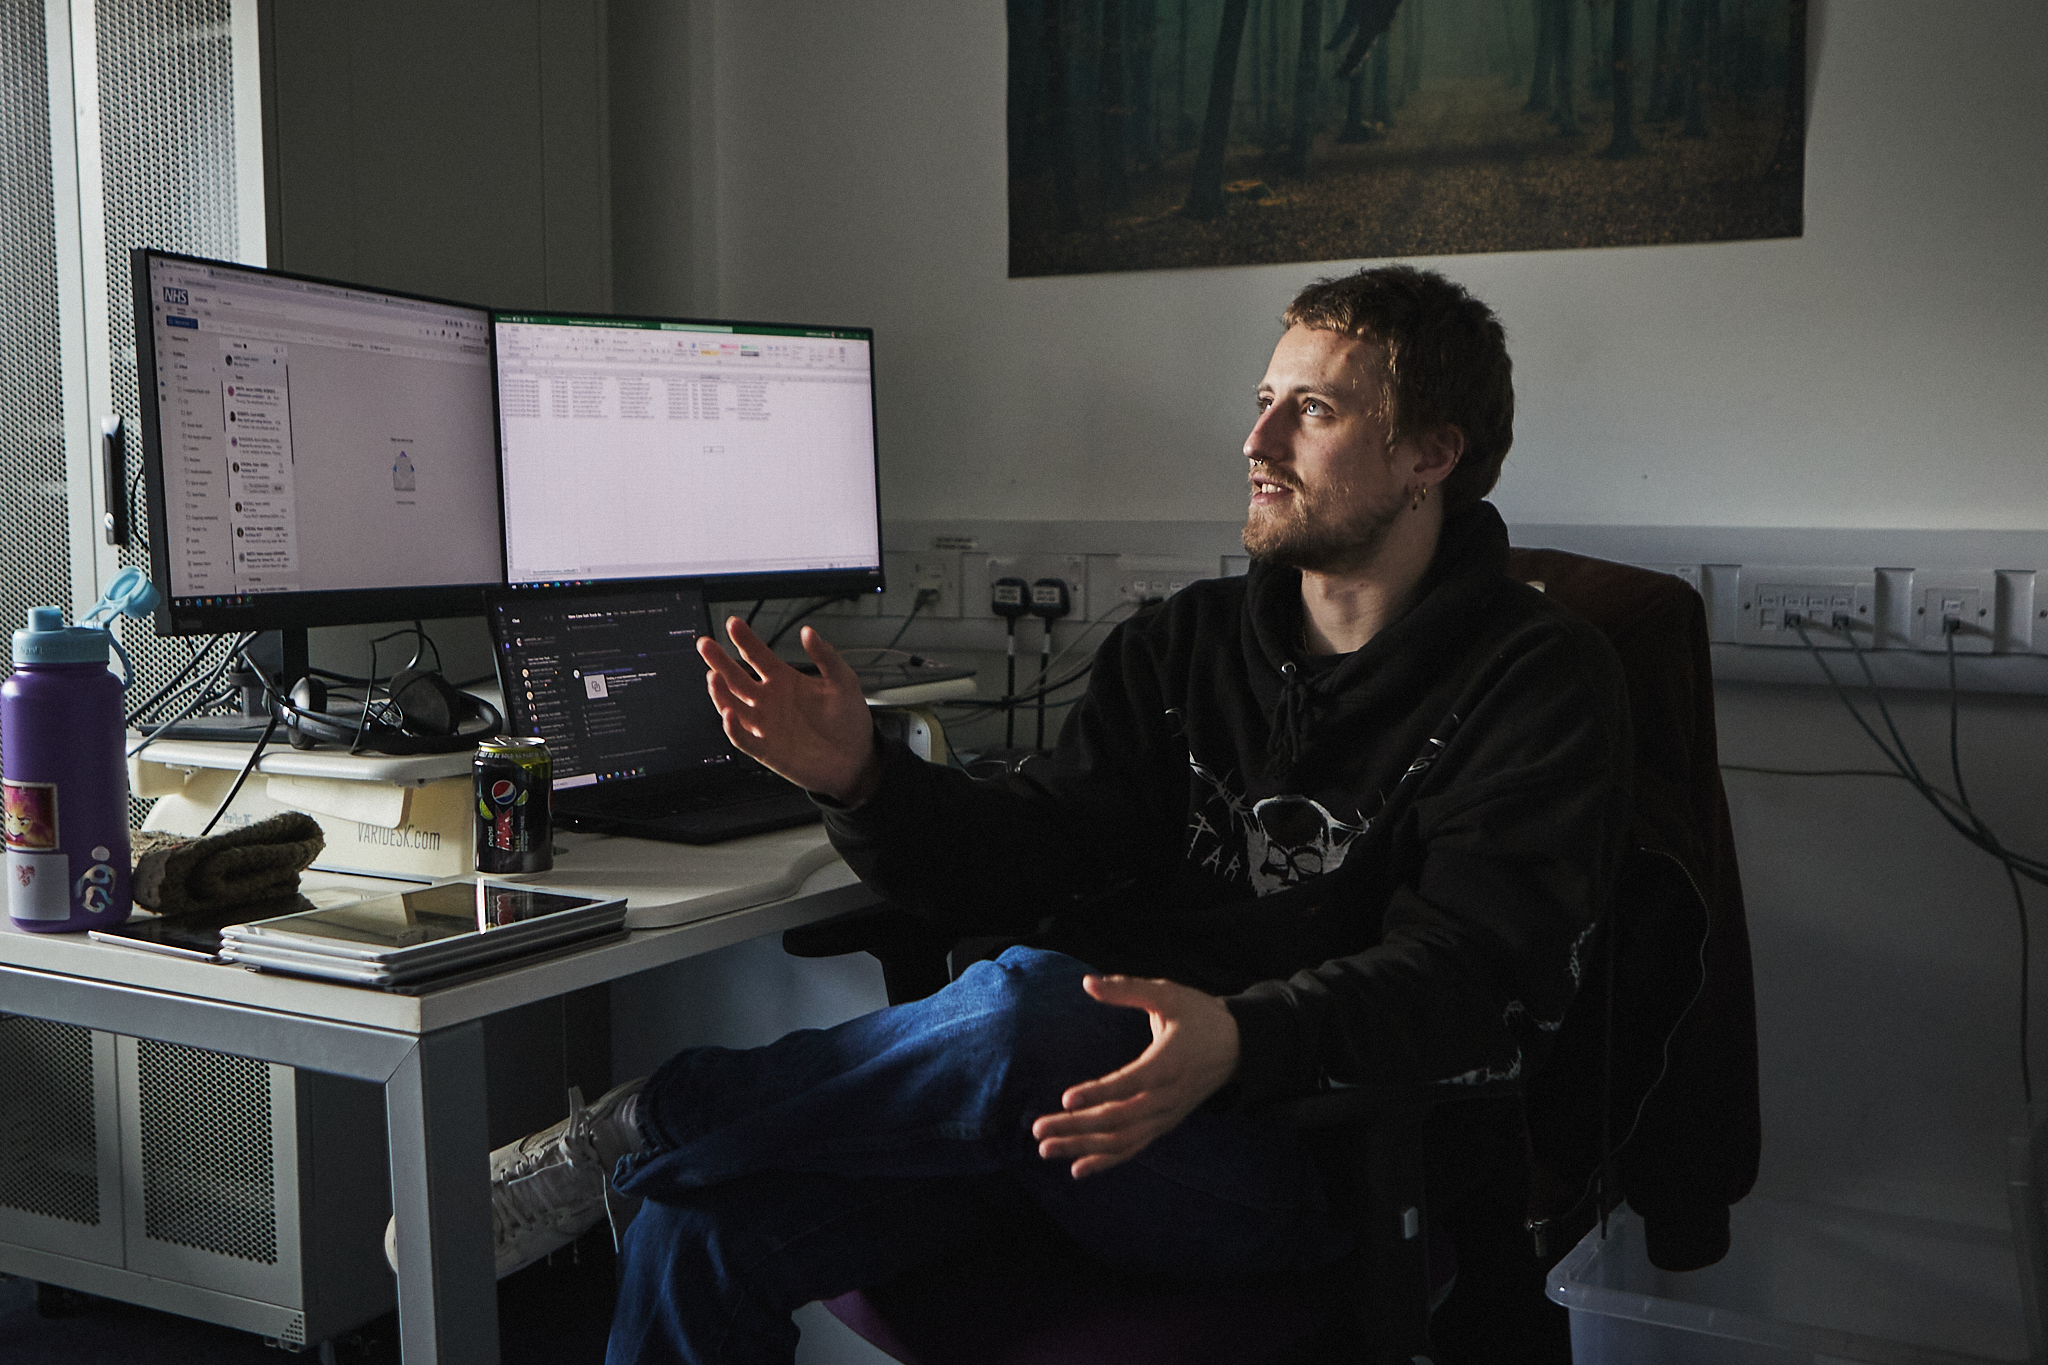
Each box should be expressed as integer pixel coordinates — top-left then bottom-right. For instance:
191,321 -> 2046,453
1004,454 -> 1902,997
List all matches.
1037,618 -> 1053,751
1792,619 -> 2048,880
1721,765 -> 1909,781
882,590 -> 934,655
766,595 -> 855,648
941,660 -> 1098,716
746,599 -> 767,627
1950,623 -> 2032,1105
197,709 -> 279,837
1841,621 -> 1936,793
2003,855 -> 2034,1107
398,620 -> 441,674
125,632 -> 228,726
1794,614 -> 2039,1103
1004,618 -> 1018,748
126,634 -> 257,757
1947,623 -> 1972,811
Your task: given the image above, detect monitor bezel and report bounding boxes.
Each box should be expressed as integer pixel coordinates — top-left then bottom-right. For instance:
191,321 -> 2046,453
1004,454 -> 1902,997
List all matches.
132,247 -> 507,637
487,307 -> 886,606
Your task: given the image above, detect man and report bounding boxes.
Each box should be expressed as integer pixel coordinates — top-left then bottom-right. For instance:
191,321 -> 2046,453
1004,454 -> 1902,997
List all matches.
471,265 -> 1631,1364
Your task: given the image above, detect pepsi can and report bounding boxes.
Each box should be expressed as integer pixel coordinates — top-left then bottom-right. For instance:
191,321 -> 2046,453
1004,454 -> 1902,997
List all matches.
475,737 -> 553,874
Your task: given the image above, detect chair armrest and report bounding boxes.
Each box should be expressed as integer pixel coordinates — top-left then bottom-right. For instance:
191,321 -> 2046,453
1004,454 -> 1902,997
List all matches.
1266,1086 -> 1436,1131
781,903 -> 955,1004
1265,1080 -> 1517,1131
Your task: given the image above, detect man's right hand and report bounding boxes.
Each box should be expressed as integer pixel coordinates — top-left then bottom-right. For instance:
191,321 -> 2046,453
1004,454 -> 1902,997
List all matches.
698,617 -> 881,805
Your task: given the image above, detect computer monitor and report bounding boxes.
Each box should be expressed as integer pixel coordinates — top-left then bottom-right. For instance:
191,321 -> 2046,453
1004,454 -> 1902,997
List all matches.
491,310 -> 884,602
132,248 -> 504,638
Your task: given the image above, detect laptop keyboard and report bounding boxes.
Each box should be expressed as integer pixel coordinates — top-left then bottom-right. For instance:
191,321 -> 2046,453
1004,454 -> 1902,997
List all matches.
576,765 -> 798,818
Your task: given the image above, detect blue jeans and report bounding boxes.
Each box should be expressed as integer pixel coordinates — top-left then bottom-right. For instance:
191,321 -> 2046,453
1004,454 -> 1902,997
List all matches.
605,947 -> 1352,1364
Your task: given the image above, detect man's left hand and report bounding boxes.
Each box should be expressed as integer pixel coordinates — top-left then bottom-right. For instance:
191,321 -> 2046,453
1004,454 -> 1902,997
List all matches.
1031,975 -> 1240,1179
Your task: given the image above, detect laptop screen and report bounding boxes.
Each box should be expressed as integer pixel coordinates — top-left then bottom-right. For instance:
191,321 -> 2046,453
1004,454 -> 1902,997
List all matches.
487,586 -> 737,790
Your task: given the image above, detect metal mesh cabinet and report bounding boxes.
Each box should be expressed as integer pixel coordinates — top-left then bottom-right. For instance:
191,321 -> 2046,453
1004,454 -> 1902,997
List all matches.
0,1015 -> 396,1348
0,1015 -> 124,1268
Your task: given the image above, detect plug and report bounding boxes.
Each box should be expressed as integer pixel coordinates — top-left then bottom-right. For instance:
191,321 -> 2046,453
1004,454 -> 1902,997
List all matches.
1028,578 -> 1071,621
992,577 -> 1030,620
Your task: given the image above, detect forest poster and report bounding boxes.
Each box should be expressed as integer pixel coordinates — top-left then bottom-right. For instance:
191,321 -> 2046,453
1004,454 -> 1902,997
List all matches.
1007,0 -> 1807,277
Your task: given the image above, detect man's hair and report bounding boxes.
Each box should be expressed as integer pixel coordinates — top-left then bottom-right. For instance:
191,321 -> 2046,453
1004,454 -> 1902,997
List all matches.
1282,265 -> 1513,516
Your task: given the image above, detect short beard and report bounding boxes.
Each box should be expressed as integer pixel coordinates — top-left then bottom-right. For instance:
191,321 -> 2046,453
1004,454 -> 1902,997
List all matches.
1242,482 -> 1406,575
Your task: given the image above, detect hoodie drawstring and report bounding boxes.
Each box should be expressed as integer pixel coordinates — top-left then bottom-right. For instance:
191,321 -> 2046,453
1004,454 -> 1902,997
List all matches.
1268,660 -> 1310,777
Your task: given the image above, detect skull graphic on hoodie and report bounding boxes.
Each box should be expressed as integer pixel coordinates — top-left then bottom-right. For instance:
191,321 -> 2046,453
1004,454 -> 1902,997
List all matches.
1185,757 -> 1369,895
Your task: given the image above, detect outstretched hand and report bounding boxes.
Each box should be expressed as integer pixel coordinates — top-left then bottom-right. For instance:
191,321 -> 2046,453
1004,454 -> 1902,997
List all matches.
1031,975 -> 1241,1179
698,616 -> 880,804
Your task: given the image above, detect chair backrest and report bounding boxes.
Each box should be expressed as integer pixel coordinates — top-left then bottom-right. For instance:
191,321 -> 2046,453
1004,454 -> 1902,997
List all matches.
1507,548 -> 1761,1271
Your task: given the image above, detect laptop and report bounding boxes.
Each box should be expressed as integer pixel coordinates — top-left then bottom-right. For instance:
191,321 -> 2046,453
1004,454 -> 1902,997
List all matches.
485,583 -> 821,844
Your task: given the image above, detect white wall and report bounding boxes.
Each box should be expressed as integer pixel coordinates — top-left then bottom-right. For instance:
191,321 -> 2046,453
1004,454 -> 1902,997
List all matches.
628,0 -> 2048,533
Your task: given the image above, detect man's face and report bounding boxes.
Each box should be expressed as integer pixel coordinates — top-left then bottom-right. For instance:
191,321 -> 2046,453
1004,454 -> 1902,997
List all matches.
1241,325 -> 1410,574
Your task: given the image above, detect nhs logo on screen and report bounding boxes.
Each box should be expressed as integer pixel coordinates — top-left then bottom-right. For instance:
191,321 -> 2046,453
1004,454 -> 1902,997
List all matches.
162,286 -> 189,305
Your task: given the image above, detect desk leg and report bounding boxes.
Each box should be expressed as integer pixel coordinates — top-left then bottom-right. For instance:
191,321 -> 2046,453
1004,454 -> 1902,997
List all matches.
386,1022 -> 499,1365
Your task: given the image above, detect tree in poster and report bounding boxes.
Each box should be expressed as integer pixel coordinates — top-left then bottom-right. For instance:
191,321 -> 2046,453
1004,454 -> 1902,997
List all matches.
1131,0 -> 1162,170
1338,67 -> 1371,141
1764,0 -> 1806,180
1041,0 -> 1083,232
1100,0 -> 1131,210
1525,0 -> 1555,111
1680,0 -> 1708,137
1287,0 -> 1326,175
1182,0 -> 1252,220
1330,0 -> 1402,79
1551,0 -> 1580,135
1371,27 -> 1393,125
1602,0 -> 1643,157
1648,0 -> 1677,120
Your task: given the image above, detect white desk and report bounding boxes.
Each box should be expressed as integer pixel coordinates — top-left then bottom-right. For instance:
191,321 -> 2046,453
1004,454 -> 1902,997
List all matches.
0,826 -> 878,1365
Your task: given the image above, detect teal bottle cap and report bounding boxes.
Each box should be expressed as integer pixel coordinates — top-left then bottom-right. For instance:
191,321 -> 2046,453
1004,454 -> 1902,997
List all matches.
13,607 -> 112,666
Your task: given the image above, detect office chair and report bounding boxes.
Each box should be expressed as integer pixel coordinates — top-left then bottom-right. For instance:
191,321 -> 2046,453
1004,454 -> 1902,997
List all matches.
783,550 -> 1758,1364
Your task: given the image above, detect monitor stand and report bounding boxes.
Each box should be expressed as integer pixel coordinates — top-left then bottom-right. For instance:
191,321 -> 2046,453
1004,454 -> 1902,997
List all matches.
156,627 -> 309,743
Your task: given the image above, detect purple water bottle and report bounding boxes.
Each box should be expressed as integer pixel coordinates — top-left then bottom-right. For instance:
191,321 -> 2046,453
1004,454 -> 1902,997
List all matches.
3,606 -> 131,932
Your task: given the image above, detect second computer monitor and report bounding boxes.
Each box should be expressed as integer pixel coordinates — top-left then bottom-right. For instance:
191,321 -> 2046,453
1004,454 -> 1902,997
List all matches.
492,312 -> 884,600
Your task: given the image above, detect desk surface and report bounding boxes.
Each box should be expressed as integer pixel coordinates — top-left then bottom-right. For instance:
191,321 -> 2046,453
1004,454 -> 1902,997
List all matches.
1,826 -> 867,1035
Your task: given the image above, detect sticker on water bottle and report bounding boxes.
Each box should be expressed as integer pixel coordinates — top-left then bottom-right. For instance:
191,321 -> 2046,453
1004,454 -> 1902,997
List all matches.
8,851 -> 71,920
3,781 -> 59,851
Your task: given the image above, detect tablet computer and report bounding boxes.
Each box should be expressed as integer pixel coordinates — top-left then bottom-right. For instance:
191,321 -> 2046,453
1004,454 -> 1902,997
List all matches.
223,920 -> 626,985
221,881 -> 624,966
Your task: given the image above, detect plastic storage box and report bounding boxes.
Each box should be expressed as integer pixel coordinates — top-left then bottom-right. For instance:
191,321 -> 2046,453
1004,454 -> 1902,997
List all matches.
1547,1198 -> 2038,1365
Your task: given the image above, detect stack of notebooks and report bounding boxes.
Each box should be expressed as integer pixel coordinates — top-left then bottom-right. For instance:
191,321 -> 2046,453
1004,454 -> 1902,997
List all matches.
215,880 -> 628,992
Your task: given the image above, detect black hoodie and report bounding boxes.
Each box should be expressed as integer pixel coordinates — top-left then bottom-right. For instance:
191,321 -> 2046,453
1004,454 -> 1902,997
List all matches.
824,502 -> 1632,1108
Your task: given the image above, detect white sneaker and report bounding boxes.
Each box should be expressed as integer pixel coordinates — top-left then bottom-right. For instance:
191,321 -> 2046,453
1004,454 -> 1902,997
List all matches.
383,1075 -> 647,1279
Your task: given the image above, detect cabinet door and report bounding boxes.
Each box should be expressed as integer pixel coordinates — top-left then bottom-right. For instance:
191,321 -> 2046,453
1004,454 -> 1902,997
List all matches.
115,1033 -> 304,1305
0,1015 -> 125,1267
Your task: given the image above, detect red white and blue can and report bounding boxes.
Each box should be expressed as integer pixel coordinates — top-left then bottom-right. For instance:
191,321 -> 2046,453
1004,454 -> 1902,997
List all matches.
475,737 -> 553,874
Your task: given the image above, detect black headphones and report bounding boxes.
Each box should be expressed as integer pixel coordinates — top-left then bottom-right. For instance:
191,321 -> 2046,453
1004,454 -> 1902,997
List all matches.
283,670 -> 504,754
